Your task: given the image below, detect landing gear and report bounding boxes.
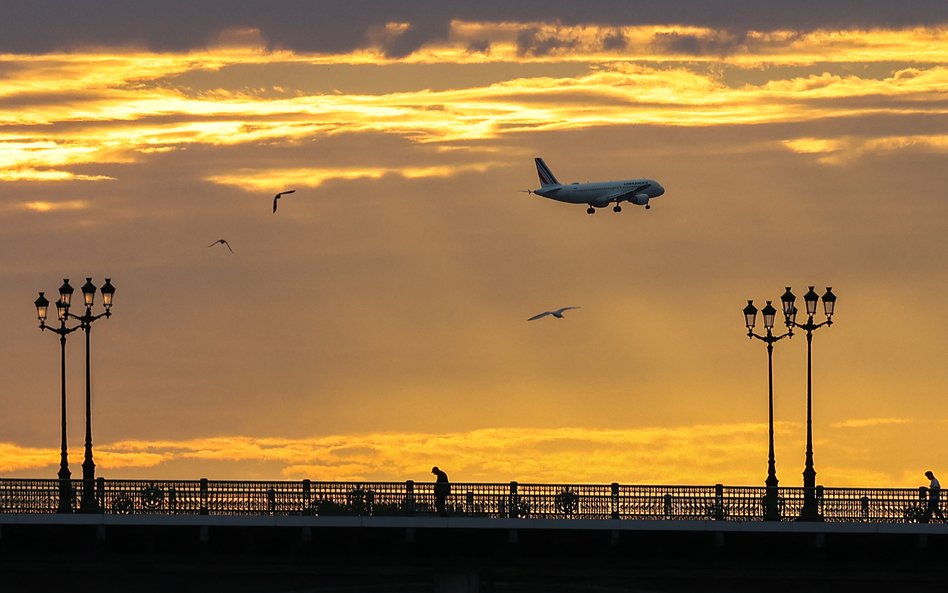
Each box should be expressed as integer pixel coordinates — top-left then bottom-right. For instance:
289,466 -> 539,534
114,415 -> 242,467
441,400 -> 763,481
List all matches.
645,204 -> 651,210
586,207 -> 595,215
613,205 -> 622,213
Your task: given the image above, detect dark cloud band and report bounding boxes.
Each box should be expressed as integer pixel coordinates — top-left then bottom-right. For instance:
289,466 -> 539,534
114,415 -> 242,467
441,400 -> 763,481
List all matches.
2,0 -> 945,54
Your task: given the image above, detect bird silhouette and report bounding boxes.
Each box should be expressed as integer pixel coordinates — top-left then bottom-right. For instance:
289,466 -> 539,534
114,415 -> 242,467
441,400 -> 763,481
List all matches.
272,189 -> 296,213
207,239 -> 234,253
528,306 -> 580,321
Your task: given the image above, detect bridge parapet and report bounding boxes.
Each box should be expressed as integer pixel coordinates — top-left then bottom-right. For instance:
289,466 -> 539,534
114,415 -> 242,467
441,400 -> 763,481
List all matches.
0,478 -> 939,523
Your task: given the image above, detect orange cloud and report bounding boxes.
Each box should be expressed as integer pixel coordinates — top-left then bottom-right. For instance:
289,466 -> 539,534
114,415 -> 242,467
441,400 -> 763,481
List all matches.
830,418 -> 912,429
21,200 -> 91,212
1,27 -> 944,181
206,161 -> 505,192
0,424 -> 790,484
3,418 -> 941,487
783,134 -> 948,164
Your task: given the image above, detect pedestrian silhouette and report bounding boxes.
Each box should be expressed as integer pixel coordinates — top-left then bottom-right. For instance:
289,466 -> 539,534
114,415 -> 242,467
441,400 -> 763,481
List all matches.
432,466 -> 450,517
924,470 -> 944,523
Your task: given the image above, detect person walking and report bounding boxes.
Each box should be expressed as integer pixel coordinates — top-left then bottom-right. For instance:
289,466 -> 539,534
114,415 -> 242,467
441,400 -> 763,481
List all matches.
924,470 -> 945,523
432,466 -> 450,517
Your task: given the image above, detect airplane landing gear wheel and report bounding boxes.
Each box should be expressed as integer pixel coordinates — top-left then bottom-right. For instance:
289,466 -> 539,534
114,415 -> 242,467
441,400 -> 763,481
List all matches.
645,204 -> 651,210
613,205 -> 622,213
586,207 -> 595,215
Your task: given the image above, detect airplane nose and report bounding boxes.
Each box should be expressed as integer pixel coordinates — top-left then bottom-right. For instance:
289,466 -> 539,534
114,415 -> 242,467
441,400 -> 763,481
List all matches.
655,184 -> 665,197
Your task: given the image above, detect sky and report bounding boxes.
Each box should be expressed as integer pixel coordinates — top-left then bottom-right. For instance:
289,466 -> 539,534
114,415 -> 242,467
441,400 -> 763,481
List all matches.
1,1 -> 947,488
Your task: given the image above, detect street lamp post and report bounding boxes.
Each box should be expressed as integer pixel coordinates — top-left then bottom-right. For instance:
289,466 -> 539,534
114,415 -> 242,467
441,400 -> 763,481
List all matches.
34,276 -> 114,513
71,277 -> 115,513
34,280 -> 82,513
781,286 -> 836,522
743,299 -> 794,521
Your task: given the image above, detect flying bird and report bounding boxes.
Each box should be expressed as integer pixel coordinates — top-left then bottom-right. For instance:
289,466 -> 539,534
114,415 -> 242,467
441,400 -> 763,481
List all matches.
207,239 -> 234,253
272,189 -> 296,213
527,306 -> 581,321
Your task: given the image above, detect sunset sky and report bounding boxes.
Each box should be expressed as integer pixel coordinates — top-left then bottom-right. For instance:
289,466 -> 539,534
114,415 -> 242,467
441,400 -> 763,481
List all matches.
2,1 -> 947,488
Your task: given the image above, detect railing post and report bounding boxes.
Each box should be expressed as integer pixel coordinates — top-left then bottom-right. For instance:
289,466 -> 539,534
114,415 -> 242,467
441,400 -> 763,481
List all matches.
509,481 -> 518,519
611,483 -> 620,519
199,477 -> 209,515
95,477 -> 105,512
302,479 -> 311,514
713,484 -> 725,521
405,480 -> 415,515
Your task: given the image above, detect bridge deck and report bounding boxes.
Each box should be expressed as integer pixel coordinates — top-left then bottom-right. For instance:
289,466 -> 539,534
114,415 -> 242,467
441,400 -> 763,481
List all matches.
4,512 -> 948,534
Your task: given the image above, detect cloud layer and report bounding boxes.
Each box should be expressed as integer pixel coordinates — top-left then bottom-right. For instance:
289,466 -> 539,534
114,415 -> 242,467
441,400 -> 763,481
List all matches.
0,419 -> 936,487
2,2 -> 946,53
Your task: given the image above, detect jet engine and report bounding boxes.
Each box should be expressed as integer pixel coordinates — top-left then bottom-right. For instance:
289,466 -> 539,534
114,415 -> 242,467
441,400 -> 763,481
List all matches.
631,193 -> 650,206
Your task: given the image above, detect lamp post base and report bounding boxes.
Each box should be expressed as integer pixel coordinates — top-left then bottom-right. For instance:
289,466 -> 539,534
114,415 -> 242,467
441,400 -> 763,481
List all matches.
80,459 -> 100,513
56,467 -> 72,514
764,475 -> 780,521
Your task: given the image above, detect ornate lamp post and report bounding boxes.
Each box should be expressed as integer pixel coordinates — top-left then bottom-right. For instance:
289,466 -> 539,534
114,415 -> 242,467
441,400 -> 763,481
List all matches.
34,280 -> 83,513
743,299 -> 794,521
781,286 -> 836,522
70,277 -> 115,513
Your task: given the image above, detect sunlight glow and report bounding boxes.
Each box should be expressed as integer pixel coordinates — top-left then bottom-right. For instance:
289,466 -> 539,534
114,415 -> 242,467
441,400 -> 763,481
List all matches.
5,424 -> 788,484
21,200 -> 91,212
1,418 -> 939,486
206,162 -> 505,192
783,134 -> 948,164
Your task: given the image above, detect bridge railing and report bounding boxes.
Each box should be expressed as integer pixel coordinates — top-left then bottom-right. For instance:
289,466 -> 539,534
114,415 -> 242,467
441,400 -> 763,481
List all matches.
0,478 -> 938,522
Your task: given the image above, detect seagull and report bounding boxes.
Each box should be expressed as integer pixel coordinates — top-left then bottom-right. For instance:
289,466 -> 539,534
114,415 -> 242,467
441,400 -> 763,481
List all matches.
527,306 -> 580,321
207,239 -> 234,253
272,189 -> 296,213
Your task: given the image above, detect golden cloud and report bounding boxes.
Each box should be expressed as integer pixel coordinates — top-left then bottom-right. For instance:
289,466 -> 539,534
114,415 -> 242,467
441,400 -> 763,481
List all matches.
206,161 -> 505,192
3,417 -> 937,487
0,424 -> 789,485
0,27 -> 945,181
0,443 -> 59,472
830,417 -> 912,429
21,200 -> 91,211
783,134 -> 948,164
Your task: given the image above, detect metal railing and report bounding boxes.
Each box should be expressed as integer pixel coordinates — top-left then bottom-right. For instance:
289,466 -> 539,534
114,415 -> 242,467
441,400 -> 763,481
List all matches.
0,478 -> 939,523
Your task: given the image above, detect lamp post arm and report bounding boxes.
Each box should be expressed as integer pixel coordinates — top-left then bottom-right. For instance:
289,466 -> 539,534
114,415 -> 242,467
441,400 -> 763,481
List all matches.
67,309 -> 111,326
748,329 -> 793,344
789,318 -> 832,333
39,322 -> 83,336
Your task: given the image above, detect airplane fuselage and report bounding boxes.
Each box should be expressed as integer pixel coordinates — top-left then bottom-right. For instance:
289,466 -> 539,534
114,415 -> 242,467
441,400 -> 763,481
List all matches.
535,178 -> 665,208
530,157 -> 665,213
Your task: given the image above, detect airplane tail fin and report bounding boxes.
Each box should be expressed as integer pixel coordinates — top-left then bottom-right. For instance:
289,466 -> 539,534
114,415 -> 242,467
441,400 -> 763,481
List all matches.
535,157 -> 559,187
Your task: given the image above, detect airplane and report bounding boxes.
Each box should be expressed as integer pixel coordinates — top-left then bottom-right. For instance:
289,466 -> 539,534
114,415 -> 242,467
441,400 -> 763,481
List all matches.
525,157 -> 665,214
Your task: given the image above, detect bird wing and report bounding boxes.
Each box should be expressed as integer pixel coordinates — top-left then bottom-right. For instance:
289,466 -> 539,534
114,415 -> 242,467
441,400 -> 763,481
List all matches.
527,311 -> 551,321
553,306 -> 580,315
272,196 -> 279,212
207,241 -> 218,247
223,241 -> 234,253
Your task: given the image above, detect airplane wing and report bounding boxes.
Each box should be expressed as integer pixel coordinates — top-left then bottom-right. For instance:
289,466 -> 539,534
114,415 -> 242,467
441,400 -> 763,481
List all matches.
601,183 -> 651,203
